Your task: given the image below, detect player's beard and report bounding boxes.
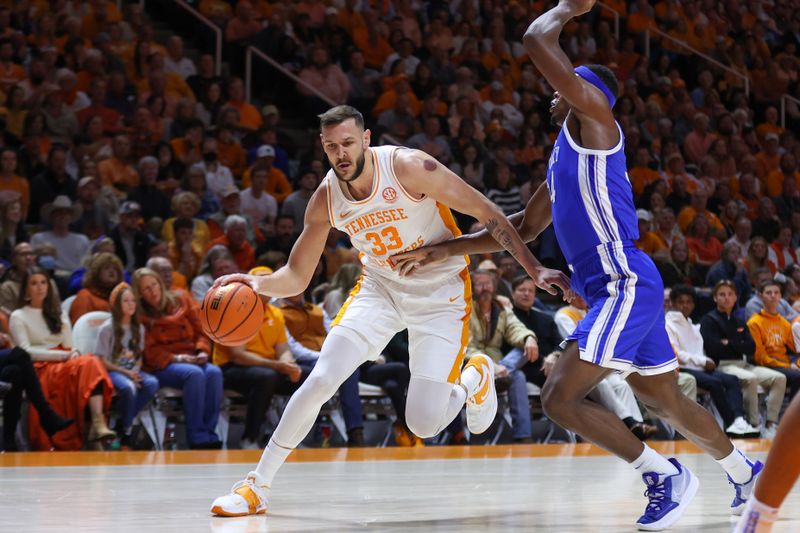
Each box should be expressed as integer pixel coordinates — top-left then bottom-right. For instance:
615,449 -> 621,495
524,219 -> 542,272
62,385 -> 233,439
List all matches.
333,151 -> 366,183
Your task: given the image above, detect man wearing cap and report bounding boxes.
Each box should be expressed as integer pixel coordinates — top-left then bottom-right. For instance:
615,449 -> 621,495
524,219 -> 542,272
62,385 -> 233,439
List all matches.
72,176 -> 113,240
208,215 -> 256,272
110,201 -> 151,272
242,145 -> 293,203
30,196 -> 90,272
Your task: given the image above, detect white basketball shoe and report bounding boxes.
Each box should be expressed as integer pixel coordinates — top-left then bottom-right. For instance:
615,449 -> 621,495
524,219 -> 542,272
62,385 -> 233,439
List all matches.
211,471 -> 269,517
464,354 -> 498,434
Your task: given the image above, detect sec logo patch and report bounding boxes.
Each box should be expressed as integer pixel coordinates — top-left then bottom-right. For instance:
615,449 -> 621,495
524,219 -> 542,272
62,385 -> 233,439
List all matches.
382,187 -> 398,203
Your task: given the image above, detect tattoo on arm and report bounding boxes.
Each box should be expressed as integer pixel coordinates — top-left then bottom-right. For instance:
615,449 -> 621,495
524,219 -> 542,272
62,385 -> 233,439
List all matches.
486,218 -> 517,258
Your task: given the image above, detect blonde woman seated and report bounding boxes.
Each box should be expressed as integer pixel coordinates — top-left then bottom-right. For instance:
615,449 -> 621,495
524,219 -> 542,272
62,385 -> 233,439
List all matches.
95,282 -> 159,448
162,191 -> 211,252
9,267 -> 115,450
132,268 -> 222,449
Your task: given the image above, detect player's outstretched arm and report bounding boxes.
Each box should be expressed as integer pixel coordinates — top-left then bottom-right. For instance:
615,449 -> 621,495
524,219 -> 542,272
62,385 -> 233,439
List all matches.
392,149 -> 571,297
522,0 -> 613,126
391,181 -> 552,268
213,185 -> 331,298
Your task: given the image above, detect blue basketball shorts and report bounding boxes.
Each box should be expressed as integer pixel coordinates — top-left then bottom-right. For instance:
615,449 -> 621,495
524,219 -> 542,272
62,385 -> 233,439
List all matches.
565,242 -> 678,376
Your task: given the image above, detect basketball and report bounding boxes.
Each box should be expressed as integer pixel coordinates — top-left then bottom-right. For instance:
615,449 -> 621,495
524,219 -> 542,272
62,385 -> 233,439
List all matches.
200,282 -> 264,346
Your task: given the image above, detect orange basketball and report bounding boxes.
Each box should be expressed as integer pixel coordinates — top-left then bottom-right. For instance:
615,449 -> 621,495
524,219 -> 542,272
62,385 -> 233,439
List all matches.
200,282 -> 265,346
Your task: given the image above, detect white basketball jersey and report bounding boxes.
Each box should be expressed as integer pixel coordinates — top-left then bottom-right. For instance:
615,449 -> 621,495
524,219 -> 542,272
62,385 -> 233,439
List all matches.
326,145 -> 468,286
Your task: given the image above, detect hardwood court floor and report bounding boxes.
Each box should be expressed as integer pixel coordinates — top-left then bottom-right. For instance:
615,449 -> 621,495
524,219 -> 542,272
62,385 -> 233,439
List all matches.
1,440 -> 798,532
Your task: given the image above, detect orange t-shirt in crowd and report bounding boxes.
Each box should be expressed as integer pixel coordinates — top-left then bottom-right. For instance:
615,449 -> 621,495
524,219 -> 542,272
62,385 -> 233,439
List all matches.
98,157 -> 139,192
208,234 -> 256,272
0,174 -> 30,216
241,166 -> 293,203
213,303 -> 286,366
69,288 -> 112,325
225,100 -> 263,130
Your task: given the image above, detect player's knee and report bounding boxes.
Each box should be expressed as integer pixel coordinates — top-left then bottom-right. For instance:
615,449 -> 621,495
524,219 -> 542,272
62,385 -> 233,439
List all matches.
541,380 -> 573,422
303,373 -> 341,403
405,411 -> 443,439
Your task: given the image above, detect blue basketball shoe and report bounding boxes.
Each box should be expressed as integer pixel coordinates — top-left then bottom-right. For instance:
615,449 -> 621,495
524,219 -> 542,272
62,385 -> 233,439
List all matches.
729,460 -> 765,515
636,458 -> 699,531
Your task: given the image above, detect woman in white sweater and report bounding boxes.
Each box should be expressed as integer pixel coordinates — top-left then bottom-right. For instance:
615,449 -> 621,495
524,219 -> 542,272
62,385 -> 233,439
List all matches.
9,267 -> 115,450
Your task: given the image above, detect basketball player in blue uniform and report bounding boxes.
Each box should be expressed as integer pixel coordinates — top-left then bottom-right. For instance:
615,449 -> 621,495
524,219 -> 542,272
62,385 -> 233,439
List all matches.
392,1 -> 763,529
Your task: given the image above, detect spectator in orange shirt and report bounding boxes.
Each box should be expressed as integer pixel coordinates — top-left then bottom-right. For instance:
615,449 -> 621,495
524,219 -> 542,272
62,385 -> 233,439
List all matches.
0,38 -> 24,92
76,78 -> 123,134
353,10 -> 394,70
627,0 -> 657,34
146,256 -> 188,292
208,215 -> 256,272
629,147 -> 662,197
686,215 -> 723,273
677,187 -> 726,237
756,133 -> 782,182
70,252 -> 124,325
216,125 -> 246,179
98,134 -> 139,198
224,77 -> 262,131
647,76 -> 675,115
765,153 -> 800,199
241,145 -> 293,203
682,113 -> 716,165
372,75 -> 421,119
0,148 -> 30,217
756,106 -> 784,142
225,1 -> 262,45
169,118 -> 204,167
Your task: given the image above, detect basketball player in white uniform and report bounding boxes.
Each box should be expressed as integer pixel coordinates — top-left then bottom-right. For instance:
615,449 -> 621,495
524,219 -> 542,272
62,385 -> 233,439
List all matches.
210,105 -> 571,516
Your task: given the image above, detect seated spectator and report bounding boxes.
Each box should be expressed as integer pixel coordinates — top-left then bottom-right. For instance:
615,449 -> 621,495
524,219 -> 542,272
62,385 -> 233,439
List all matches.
70,252 -> 124,324
190,245 -> 239,303
94,282 -> 158,448
224,77 -> 262,131
298,46 -> 351,108
407,115 -> 453,165
196,137 -> 234,199
133,268 -> 222,449
278,291 -> 370,447
705,242 -> 751,305
467,269 -> 537,443
0,148 -> 30,217
768,226 -> 797,272
700,280 -> 787,439
162,192 -> 211,252
0,243 -> 58,315
743,238 -> 775,279
283,169 -> 321,232
665,285 -> 757,435
164,36 -> 196,79
216,125 -> 246,178
725,217 -> 752,257
747,280 -> 800,399
98,133 -> 138,198
677,187 -> 726,238
180,164 -> 219,220
27,145 -> 76,225
685,215 -> 723,274
207,186 -> 261,243
208,215 -> 256,272
770,163 -> 800,221
485,162 -> 522,217
146,256 -> 188,292
168,217 -> 203,282
169,118 -> 204,167
241,145 -> 292,203
323,263 -> 362,319
224,1 -> 261,45
213,268 -> 311,449
241,165 -> 279,235
30,196 -> 90,273
127,156 -> 171,222
71,177 -> 113,241
9,267 -> 114,450
752,197 -> 781,243
656,237 -> 704,287
745,268 -> 798,321
0,190 -> 28,260
0,339 -> 74,451
110,201 -> 151,273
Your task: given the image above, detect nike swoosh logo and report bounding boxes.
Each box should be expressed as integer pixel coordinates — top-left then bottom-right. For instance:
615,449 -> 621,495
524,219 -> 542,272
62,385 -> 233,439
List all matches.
339,210 -> 352,218
473,363 -> 490,404
449,295 -> 459,302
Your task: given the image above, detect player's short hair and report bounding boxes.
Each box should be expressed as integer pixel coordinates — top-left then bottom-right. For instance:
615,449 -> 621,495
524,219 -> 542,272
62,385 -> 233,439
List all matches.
669,284 -> 695,303
318,105 -> 365,131
585,64 -> 619,100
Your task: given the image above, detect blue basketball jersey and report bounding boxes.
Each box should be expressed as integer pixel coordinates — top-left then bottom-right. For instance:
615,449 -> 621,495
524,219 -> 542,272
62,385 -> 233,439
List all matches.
546,118 -> 638,266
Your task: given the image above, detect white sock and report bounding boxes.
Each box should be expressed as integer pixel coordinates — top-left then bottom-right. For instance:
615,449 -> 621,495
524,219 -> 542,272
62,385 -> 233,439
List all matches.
254,439 -> 292,486
460,365 -> 482,397
630,444 -> 679,476
735,496 -> 778,533
717,447 -> 754,484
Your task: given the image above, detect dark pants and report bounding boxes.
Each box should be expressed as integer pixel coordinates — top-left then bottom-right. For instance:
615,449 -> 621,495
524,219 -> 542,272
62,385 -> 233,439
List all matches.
769,366 -> 800,399
361,362 -> 410,426
222,363 -> 313,441
0,347 -> 58,450
681,368 -> 745,426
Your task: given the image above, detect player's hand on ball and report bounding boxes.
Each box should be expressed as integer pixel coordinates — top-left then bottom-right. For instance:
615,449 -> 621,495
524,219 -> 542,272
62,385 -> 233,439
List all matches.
532,266 -> 574,301
391,245 -> 449,277
212,273 -> 261,293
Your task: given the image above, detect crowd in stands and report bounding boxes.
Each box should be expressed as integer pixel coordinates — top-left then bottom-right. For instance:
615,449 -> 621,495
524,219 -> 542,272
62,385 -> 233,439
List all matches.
0,0 -> 799,450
